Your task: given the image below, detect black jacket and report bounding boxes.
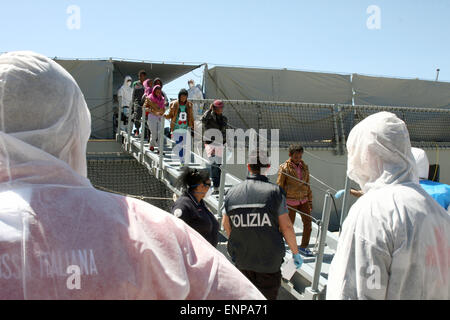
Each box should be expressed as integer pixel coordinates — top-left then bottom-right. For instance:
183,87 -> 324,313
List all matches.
201,109 -> 228,144
171,193 -> 219,248
132,81 -> 145,107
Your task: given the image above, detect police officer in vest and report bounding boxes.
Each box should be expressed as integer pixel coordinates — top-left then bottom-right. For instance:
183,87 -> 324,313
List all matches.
222,149 -> 303,300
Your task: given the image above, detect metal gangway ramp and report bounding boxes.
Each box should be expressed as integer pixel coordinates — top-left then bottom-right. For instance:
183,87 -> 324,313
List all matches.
113,121 -> 341,300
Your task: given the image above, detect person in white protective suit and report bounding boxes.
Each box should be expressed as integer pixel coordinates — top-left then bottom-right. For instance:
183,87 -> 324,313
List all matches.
117,75 -> 133,129
0,51 -> 265,300
327,112 -> 450,300
411,147 -> 430,181
188,79 -> 204,120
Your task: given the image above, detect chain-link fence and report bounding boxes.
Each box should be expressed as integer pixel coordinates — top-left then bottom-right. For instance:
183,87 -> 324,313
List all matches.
87,158 -> 174,212
339,104 -> 450,149
190,99 -> 450,153
191,99 -> 339,149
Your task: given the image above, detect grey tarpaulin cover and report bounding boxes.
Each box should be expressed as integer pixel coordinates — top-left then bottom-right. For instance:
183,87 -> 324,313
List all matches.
55,59 -> 202,139
352,74 -> 450,109
55,60 -> 114,139
205,66 -> 353,104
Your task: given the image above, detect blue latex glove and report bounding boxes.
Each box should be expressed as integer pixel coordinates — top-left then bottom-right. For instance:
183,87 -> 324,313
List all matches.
293,253 -> 303,269
335,189 -> 345,199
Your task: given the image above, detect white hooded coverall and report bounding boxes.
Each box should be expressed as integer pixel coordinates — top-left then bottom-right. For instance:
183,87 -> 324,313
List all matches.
117,75 -> 133,114
327,112 -> 450,300
0,51 -> 265,300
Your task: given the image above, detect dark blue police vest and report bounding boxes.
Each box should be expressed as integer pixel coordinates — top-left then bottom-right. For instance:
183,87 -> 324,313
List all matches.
224,174 -> 286,273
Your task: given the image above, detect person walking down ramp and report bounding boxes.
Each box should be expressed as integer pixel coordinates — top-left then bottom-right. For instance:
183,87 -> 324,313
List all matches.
144,85 -> 166,152
222,150 -> 303,300
165,89 -> 194,166
277,145 -> 314,257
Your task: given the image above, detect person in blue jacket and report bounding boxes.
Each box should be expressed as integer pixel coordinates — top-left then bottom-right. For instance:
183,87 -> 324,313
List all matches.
412,147 -> 450,212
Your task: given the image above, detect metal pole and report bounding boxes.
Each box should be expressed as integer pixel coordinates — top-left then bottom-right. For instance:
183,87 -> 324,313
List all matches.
158,117 -> 165,179
127,105 -> 133,152
311,191 -> 332,293
117,99 -> 123,141
332,106 -> 340,155
257,104 -> 262,132
217,146 -> 227,218
339,175 -> 351,234
338,106 -> 346,156
140,107 -> 146,162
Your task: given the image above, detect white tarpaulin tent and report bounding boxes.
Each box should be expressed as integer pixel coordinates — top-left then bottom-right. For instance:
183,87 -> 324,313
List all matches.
55,59 -> 202,139
352,74 -> 450,109
205,66 -> 353,104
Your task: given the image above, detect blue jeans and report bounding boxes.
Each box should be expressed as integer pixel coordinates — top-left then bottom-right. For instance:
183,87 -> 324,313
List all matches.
173,130 -> 188,164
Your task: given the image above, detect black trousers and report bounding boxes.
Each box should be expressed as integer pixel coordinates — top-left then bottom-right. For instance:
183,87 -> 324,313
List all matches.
132,104 -> 143,132
239,269 -> 282,300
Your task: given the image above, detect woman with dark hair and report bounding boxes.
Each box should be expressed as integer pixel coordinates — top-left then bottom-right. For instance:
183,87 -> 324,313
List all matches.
144,85 -> 166,152
165,89 -> 194,166
172,168 -> 219,247
153,78 -> 170,108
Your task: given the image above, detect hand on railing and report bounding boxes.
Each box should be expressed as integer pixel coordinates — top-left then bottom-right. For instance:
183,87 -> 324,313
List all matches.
335,189 -> 345,199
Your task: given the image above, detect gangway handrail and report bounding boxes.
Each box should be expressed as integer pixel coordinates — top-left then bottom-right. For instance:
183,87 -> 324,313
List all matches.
118,126 -> 339,299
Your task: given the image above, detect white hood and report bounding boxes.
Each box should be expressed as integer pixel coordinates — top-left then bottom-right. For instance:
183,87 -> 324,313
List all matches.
411,147 -> 430,180
117,75 -> 133,107
346,112 -> 418,193
0,51 -> 91,181
123,75 -> 132,87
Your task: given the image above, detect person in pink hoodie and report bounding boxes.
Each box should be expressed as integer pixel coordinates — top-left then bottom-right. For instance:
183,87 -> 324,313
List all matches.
144,85 -> 166,152
0,51 -> 265,300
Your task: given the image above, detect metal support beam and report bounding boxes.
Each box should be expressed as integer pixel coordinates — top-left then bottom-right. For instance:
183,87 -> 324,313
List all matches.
158,118 -> 165,179
309,191 -> 332,295
117,102 -> 123,140
337,106 -> 346,156
217,147 -> 227,218
339,175 -> 351,234
332,106 -> 340,156
139,109 -> 146,163
126,109 -> 133,152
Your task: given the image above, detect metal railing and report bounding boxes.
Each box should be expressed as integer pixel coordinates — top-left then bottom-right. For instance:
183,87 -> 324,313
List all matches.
119,98 -> 450,157
116,97 -> 450,299
309,191 -> 333,297
186,99 -> 450,154
121,124 -> 340,297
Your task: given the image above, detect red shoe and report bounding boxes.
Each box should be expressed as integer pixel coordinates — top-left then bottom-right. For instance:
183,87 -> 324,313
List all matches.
150,146 -> 155,152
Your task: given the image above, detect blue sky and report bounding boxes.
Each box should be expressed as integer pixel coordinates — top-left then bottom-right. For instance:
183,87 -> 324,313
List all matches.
1,0 -> 449,97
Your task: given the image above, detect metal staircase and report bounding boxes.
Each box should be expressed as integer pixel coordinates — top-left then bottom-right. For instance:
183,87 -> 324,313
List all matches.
117,127 -> 340,300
